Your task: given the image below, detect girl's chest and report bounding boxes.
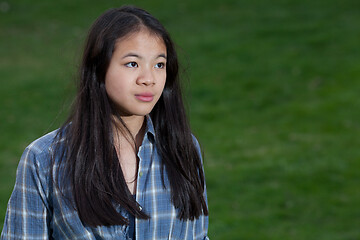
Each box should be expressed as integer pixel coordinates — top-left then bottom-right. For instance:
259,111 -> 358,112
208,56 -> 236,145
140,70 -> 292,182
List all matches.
118,149 -> 138,194
48,146 -> 206,239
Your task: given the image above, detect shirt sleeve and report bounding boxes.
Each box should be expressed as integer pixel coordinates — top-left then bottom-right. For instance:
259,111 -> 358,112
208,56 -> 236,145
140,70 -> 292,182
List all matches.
192,135 -> 210,240
1,145 -> 51,239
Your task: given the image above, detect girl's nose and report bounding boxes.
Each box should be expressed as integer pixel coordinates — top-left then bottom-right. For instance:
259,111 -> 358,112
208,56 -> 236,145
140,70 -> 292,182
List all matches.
137,67 -> 155,86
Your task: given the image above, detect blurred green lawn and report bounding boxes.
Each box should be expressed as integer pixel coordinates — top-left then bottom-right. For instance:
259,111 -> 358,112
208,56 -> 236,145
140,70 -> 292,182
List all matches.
1,0 -> 360,239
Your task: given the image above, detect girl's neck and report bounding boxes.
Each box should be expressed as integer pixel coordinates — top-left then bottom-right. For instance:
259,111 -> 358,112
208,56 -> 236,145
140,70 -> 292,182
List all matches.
114,115 -> 146,150
121,115 -> 146,138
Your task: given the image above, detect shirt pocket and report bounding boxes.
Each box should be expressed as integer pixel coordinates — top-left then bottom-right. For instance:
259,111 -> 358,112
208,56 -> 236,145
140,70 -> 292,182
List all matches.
168,218 -> 192,240
169,216 -> 208,240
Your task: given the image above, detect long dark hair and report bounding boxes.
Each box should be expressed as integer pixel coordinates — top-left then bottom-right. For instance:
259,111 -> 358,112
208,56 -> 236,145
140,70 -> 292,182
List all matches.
54,5 -> 208,227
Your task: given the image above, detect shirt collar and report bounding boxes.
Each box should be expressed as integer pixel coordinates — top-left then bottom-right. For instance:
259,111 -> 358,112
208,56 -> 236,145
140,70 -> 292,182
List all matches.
145,115 -> 156,143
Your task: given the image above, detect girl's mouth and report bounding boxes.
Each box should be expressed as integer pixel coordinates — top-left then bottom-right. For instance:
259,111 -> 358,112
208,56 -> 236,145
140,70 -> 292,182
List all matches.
135,93 -> 154,102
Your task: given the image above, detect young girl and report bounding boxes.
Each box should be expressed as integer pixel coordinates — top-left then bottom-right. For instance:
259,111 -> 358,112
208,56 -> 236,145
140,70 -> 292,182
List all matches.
1,5 -> 209,240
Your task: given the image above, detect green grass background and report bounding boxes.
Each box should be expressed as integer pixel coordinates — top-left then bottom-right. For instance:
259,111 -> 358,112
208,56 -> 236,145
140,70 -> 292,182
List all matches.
1,0 -> 360,239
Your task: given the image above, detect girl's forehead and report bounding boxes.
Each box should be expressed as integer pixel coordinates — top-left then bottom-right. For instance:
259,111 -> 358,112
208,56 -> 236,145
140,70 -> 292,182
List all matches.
116,28 -> 164,46
113,29 -> 166,53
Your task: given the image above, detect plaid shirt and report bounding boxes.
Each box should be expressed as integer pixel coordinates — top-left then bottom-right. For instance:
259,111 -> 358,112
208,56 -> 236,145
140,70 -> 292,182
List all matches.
1,117 -> 209,239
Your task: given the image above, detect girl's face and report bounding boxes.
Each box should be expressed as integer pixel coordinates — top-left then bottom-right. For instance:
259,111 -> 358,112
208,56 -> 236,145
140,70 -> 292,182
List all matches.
105,29 -> 167,117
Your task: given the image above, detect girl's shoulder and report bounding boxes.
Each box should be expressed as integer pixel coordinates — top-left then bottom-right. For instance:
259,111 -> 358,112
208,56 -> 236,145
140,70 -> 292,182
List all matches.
20,128 -> 64,169
191,134 -> 200,148
26,129 -> 61,155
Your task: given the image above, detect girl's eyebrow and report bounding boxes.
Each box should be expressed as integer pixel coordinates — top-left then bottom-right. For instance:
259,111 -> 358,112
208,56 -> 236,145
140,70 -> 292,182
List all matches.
122,53 -> 167,59
157,54 -> 167,59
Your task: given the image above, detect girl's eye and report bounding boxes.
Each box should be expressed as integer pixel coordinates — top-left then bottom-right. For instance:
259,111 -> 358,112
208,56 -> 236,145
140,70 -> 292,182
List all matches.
125,62 -> 138,68
155,62 -> 165,69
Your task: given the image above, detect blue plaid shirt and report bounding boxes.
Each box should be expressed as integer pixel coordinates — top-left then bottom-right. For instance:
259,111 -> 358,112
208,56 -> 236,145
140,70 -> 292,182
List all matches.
1,117 -> 209,239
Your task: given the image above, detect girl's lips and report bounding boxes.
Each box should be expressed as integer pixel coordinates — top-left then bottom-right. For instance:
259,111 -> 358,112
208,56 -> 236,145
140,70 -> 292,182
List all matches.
135,93 -> 154,102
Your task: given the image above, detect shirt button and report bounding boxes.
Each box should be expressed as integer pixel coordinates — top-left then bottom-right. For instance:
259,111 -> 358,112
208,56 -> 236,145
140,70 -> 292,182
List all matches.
139,172 -> 143,177
139,206 -> 143,211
